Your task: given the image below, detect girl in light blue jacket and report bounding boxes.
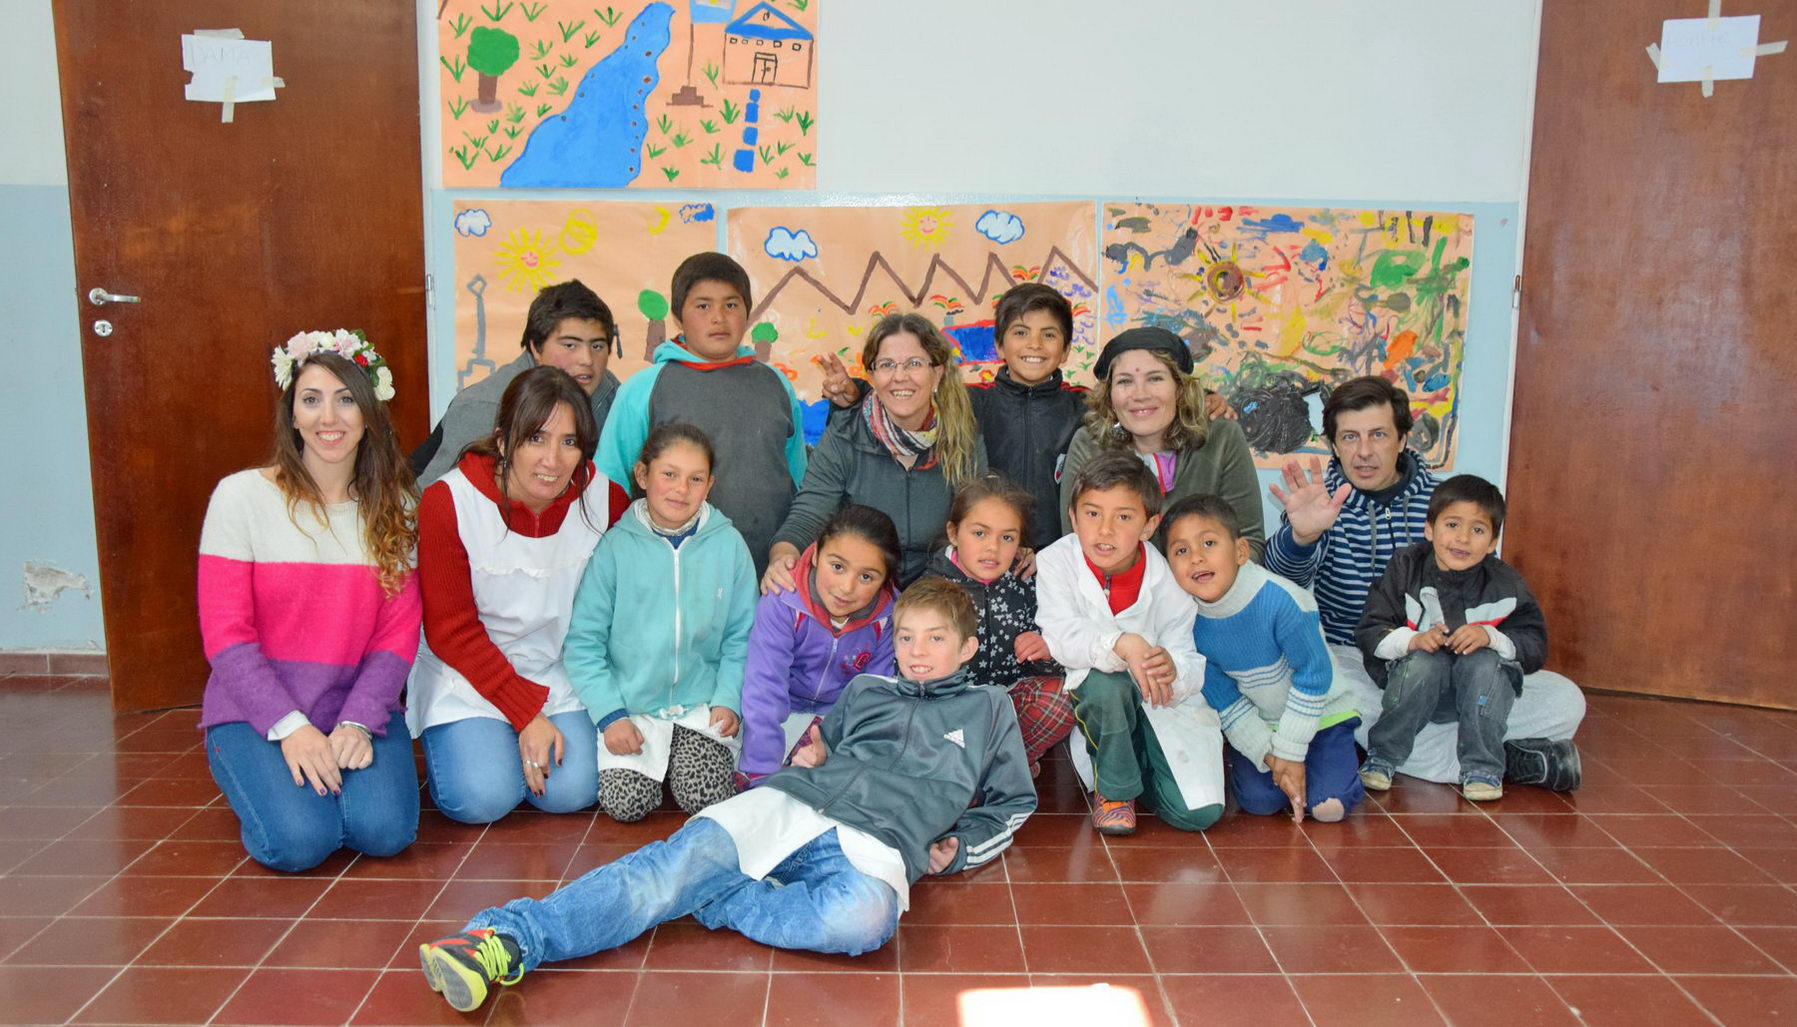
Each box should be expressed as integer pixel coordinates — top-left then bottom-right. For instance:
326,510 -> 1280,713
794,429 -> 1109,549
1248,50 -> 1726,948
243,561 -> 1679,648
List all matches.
565,422 -> 757,822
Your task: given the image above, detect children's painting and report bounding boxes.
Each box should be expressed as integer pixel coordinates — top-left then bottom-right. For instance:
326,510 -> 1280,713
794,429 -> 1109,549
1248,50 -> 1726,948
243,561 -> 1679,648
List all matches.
435,1 -> 818,189
1100,203 -> 1474,468
451,200 -> 716,389
728,203 -> 1100,415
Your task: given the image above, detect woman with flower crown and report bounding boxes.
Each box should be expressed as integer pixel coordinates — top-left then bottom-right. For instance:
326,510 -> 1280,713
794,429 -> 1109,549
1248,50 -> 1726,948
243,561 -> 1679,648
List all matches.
196,330 -> 421,872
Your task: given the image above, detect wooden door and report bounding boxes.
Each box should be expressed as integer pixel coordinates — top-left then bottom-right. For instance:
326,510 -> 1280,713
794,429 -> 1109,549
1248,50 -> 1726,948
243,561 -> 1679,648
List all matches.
54,1 -> 428,713
1509,1 -> 1796,708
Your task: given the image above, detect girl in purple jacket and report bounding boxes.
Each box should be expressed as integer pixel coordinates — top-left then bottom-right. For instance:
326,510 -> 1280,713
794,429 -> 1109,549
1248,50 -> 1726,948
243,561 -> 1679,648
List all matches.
737,505 -> 901,785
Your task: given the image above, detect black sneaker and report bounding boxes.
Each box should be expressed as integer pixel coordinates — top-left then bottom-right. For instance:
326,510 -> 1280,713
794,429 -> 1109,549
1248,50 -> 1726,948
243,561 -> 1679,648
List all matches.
1504,738 -> 1581,791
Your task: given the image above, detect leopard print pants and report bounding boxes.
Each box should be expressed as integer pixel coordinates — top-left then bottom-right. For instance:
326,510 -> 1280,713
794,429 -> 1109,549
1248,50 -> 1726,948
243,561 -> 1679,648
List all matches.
598,724 -> 738,822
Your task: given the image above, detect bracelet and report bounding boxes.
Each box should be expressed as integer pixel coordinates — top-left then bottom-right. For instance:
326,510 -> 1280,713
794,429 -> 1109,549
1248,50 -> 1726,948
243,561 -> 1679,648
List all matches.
339,720 -> 373,739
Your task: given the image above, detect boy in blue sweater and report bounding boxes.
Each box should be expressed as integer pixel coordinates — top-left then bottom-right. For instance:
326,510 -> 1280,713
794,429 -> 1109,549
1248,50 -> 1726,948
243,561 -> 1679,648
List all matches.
415,578 -> 1035,1013
1166,494 -> 1363,823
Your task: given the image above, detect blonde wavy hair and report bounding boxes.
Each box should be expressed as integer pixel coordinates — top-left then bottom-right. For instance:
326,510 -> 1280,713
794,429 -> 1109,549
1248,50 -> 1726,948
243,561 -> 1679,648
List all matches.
272,352 -> 417,596
861,313 -> 980,488
1084,348 -> 1211,453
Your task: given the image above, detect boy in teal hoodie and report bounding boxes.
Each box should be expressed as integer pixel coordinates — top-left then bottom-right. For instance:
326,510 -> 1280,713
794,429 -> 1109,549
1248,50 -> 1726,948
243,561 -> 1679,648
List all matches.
595,253 -> 808,575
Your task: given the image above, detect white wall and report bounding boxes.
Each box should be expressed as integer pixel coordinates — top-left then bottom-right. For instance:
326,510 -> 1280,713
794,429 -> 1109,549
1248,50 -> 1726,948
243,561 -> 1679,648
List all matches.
6,0 -> 1542,651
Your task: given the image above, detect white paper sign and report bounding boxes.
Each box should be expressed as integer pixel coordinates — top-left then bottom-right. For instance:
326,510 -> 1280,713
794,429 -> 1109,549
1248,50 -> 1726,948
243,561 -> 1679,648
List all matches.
182,32 -> 276,102
1658,15 -> 1761,82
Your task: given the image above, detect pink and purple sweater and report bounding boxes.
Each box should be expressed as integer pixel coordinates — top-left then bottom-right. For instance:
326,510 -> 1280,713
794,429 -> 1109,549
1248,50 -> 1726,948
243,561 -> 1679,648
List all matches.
197,469 -> 422,736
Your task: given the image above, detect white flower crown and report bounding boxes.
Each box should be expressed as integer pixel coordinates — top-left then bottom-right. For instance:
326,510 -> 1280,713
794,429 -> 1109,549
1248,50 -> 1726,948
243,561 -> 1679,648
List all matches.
271,329 -> 396,402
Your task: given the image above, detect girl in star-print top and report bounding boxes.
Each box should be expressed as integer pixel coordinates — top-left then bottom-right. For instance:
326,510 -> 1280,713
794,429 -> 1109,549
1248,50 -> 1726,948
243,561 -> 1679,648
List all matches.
923,473 -> 1072,778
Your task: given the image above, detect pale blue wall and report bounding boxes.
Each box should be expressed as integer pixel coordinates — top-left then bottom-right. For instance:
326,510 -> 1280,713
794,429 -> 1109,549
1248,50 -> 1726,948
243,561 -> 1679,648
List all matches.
2,1 -> 103,650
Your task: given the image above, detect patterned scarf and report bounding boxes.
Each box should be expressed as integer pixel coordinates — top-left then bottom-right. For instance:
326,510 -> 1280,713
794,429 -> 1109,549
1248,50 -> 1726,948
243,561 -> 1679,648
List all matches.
862,394 -> 939,469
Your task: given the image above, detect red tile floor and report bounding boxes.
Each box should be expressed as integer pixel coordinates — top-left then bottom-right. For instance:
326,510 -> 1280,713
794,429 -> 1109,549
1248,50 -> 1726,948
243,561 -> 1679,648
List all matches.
3,674 -> 1796,1025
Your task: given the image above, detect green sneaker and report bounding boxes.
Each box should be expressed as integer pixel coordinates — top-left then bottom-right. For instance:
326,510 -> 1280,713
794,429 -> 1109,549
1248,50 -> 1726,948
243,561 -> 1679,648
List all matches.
419,928 -> 523,1012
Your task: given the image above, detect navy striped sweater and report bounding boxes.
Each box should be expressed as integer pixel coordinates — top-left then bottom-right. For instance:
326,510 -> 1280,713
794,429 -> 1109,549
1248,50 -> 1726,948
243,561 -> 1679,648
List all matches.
1264,451 -> 1440,646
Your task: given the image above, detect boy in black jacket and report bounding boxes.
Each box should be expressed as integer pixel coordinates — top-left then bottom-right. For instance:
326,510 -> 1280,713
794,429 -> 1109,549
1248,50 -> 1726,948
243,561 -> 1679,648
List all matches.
1355,475 -> 1547,802
416,579 -> 1035,1013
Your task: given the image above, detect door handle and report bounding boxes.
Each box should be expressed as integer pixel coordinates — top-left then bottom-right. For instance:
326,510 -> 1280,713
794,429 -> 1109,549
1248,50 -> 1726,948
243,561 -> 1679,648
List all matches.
88,287 -> 140,306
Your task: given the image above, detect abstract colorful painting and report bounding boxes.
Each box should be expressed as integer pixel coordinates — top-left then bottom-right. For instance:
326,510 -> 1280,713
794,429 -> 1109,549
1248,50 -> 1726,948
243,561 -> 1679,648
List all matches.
1100,202 -> 1474,467
727,202 -> 1100,407
450,200 -> 716,389
434,1 -> 818,189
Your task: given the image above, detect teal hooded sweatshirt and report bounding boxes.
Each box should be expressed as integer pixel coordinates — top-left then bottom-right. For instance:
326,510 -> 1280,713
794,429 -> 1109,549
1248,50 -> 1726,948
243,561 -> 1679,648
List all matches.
564,499 -> 759,724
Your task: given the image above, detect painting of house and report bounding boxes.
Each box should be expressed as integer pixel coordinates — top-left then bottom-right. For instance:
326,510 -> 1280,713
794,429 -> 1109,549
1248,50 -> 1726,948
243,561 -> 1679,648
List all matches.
723,2 -> 814,88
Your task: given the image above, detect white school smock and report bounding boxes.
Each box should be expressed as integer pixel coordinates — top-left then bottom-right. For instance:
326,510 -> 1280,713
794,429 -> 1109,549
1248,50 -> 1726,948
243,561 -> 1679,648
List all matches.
406,468 -> 608,735
697,785 -> 912,911
1034,535 -> 1226,812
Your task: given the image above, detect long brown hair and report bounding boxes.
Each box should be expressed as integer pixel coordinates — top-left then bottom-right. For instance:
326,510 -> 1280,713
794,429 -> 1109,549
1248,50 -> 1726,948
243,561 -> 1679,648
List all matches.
272,352 -> 416,596
1083,348 -> 1211,453
861,313 -> 979,488
464,365 -> 599,529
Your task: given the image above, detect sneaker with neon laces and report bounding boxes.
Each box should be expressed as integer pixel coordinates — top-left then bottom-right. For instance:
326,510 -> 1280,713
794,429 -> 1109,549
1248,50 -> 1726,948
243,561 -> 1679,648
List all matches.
1092,793 -> 1136,835
419,927 -> 523,1012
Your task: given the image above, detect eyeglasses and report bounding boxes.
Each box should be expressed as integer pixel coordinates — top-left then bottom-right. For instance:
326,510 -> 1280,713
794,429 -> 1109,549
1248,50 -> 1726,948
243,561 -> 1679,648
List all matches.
871,358 -> 935,376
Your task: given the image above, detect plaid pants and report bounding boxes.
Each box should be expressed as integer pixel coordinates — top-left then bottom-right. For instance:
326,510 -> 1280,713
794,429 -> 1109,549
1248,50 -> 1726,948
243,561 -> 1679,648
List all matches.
1009,675 -> 1075,768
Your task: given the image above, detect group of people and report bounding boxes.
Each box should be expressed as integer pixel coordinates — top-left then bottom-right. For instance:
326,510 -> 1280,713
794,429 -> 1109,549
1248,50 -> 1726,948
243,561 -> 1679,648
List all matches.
193,252 -> 1585,1012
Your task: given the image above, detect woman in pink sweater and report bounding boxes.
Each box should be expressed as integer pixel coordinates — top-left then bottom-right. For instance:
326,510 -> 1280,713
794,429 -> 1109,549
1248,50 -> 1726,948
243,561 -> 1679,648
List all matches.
197,331 -> 422,872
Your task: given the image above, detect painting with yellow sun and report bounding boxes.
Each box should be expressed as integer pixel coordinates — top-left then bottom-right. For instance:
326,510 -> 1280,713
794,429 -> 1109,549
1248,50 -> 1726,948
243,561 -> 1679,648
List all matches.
492,227 -> 563,294
452,200 -> 714,391
729,202 -> 1099,405
899,207 -> 954,249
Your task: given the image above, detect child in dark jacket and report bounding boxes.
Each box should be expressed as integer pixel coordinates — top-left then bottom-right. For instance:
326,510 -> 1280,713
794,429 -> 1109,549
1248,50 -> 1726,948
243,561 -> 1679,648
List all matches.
417,578 -> 1036,1013
737,506 -> 901,786
966,284 -> 1090,551
925,473 -> 1073,778
1356,475 -> 1548,803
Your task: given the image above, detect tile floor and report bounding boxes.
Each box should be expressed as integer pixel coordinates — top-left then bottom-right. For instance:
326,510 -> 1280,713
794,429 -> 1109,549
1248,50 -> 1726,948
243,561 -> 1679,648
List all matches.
2,674 -> 1795,1025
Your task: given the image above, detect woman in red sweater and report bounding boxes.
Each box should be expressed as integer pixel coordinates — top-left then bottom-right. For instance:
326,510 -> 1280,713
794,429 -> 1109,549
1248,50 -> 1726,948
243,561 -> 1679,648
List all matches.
407,367 -> 628,823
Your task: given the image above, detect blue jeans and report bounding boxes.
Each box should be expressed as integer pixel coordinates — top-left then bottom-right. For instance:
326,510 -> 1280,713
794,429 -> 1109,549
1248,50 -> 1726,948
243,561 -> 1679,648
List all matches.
470,818 -> 899,971
1366,649 -> 1519,784
206,709 -> 419,872
1231,718 -> 1365,817
422,711 -> 599,823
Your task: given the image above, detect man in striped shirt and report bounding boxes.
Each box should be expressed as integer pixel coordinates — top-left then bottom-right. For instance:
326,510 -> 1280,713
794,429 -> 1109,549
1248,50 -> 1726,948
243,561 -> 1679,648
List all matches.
1264,377 -> 1583,791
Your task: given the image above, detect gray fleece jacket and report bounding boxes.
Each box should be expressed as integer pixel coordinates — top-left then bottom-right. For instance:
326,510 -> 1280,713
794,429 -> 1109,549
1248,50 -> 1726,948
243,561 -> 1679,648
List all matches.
773,410 -> 987,586
412,349 -> 620,487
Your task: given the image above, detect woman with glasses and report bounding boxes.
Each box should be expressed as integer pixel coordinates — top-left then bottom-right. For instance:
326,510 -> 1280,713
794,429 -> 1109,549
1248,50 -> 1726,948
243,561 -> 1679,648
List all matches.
762,313 -> 987,590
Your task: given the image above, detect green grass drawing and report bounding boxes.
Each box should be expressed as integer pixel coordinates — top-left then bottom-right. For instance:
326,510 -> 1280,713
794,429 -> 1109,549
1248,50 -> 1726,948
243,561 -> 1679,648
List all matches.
700,143 -> 722,166
670,130 -> 690,148
662,166 -> 680,181
440,55 -> 467,82
795,110 -> 813,135
700,118 -> 719,134
521,2 -> 547,22
486,143 -> 513,161
720,99 -> 740,124
797,151 -> 813,166
518,81 -> 539,97
547,77 -> 569,96
480,1 -> 513,22
702,61 -> 720,87
594,6 -> 621,26
451,145 -> 479,169
450,13 -> 473,38
447,96 -> 471,118
646,142 -> 667,158
529,39 -> 552,60
557,18 -> 585,42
